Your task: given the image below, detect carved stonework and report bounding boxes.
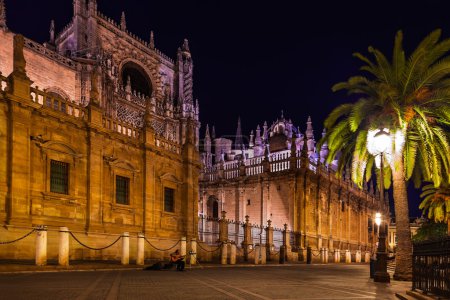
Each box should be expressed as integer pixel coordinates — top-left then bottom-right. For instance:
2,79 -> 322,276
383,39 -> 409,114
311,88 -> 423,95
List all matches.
117,105 -> 144,128
150,119 -> 165,136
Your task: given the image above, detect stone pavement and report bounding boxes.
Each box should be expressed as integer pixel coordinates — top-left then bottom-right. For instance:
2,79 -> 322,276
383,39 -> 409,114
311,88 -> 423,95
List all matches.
0,264 -> 412,299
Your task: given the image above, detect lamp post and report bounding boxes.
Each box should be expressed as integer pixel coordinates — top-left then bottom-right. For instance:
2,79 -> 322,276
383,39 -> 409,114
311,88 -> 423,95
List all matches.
367,129 -> 391,283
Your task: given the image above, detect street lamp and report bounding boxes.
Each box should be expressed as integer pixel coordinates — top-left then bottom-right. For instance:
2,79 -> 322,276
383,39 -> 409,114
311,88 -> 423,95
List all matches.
375,212 -> 381,235
367,128 -> 391,283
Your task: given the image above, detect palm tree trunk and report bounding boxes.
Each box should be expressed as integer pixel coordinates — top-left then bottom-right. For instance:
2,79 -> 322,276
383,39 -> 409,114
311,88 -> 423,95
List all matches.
392,158 -> 413,280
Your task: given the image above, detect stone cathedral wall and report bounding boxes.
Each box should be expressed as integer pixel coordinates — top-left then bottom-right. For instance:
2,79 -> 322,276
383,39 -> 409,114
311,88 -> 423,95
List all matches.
0,30 -> 78,101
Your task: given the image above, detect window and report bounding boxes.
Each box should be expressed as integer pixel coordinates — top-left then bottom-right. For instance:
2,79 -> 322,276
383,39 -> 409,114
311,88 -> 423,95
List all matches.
164,187 -> 175,212
213,201 -> 219,218
50,160 -> 69,194
116,175 -> 129,205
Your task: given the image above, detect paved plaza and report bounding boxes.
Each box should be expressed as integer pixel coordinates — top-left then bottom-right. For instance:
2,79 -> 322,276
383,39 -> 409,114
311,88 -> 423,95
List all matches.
0,264 -> 410,300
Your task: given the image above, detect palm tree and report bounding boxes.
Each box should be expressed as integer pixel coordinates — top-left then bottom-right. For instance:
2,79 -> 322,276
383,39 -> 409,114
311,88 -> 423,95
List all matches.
420,182 -> 450,235
319,29 -> 450,280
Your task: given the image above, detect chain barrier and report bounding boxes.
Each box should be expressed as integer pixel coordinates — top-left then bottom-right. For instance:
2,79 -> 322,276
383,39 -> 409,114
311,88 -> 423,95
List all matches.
0,229 -> 36,245
197,241 -> 223,253
311,250 -> 321,257
144,237 -> 180,252
69,232 -> 122,251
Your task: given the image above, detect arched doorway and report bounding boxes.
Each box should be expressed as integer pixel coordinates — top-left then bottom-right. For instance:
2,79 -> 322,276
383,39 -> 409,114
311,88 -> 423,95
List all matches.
120,62 -> 152,97
207,196 -> 219,219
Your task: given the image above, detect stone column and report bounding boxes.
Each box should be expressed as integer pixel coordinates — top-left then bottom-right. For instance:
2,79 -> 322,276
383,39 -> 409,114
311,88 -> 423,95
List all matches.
334,249 -> 340,263
58,227 -> 69,267
181,236 -> 187,257
190,238 -> 197,265
221,241 -> 228,265
243,215 -> 252,261
265,220 -> 273,261
283,224 -> 290,261
122,232 -> 129,265
35,226 -> 47,266
345,249 -> 351,263
136,233 -> 145,266
229,242 -> 236,265
219,211 -> 228,242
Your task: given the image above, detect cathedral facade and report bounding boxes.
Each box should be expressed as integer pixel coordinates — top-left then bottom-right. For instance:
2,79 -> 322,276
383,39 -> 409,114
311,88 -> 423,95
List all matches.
0,0 -> 200,259
199,114 -> 388,252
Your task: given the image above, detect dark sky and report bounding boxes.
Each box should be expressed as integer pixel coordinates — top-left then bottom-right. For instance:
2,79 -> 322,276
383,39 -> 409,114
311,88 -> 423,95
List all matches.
6,0 -> 449,217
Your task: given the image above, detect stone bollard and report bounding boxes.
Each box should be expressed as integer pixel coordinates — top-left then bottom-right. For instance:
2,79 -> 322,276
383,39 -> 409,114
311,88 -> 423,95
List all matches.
364,251 -> 371,263
253,245 -> 261,265
58,227 -> 69,267
334,249 -> 341,263
35,226 -> 47,266
306,247 -> 312,264
355,250 -> 361,263
136,233 -> 145,266
260,245 -> 266,264
229,243 -> 236,265
320,248 -> 328,264
345,250 -> 351,263
122,232 -> 129,265
221,241 -> 228,265
181,236 -> 187,257
190,238 -> 197,265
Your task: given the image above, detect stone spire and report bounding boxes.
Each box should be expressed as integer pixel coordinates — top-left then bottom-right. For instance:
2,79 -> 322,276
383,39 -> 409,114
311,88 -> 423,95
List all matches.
249,130 -> 254,147
255,125 -> 262,146
306,116 -> 315,157
234,117 -> 243,150
0,0 -> 6,29
263,121 -> 268,142
120,11 -> 126,31
319,128 -> 329,163
182,38 -> 190,53
204,124 -> 211,153
90,66 -> 100,106
49,20 -> 55,44
211,126 -> 216,140
149,30 -> 155,49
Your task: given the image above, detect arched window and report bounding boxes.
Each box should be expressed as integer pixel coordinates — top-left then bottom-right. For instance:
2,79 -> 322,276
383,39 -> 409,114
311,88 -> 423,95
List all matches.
207,196 -> 219,219
213,201 -> 219,219
121,62 -> 152,97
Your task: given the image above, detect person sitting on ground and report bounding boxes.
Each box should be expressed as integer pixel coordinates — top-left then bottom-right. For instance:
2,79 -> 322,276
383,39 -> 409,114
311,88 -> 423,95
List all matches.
170,249 -> 185,271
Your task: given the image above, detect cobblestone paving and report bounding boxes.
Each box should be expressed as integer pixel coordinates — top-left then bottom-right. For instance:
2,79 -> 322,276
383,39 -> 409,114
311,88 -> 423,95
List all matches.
0,264 -> 411,299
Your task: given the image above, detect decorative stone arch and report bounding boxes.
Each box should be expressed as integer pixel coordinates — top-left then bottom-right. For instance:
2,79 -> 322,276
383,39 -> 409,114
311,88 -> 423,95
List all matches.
118,58 -> 157,98
44,86 -> 71,102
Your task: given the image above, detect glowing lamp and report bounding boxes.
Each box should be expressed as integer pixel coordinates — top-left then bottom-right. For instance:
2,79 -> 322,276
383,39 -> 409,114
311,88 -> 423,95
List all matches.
375,212 -> 382,226
367,128 -> 392,156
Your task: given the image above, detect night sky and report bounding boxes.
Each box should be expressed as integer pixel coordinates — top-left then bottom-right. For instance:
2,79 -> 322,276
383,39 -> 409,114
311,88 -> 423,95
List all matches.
6,0 -> 449,217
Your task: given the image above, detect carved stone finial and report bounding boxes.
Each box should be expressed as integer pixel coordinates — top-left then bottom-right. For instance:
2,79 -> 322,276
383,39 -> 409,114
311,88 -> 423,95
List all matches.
49,20 -> 55,44
120,11 -> 126,31
12,34 -> 27,77
149,30 -> 155,49
182,38 -> 190,53
0,0 -> 6,29
89,66 -> 100,106
267,219 -> 272,227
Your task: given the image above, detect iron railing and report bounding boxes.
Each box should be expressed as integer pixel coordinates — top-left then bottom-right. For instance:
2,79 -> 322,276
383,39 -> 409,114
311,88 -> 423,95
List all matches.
413,237 -> 450,298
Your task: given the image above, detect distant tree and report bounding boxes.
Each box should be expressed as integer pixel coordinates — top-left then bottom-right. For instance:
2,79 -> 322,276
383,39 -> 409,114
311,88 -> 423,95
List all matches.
412,220 -> 448,242
419,182 -> 450,235
320,29 -> 450,280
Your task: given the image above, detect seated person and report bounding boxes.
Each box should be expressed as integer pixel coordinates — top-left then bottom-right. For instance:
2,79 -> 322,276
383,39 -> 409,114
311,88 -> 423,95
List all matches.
170,249 -> 185,271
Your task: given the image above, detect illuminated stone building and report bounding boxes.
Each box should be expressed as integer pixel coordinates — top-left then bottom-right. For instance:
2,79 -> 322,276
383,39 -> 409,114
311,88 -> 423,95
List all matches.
199,114 -> 388,253
0,0 -> 200,259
